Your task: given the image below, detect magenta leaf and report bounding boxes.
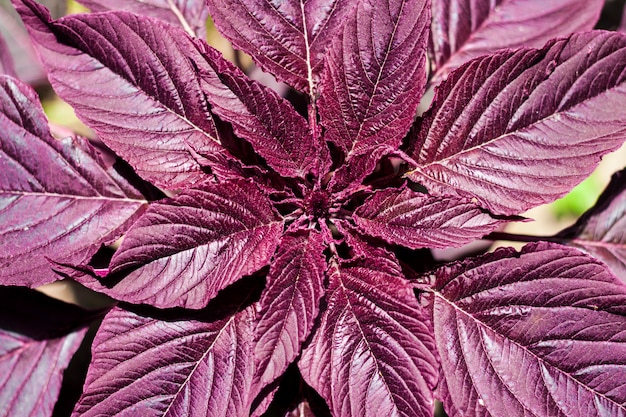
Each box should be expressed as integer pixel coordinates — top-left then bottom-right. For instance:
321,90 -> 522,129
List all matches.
15,0 -> 235,188
0,75 -> 146,287
407,31 -> 626,215
196,45 -> 317,179
0,3 -> 44,84
319,0 -> 429,161
254,230 -> 326,388
560,169 -> 626,283
430,0 -> 603,83
79,179 -> 283,309
250,385 -> 278,417
299,244 -> 438,417
328,146 -> 397,194
0,33 -> 16,77
354,187 -> 508,249
0,287 -> 96,417
0,328 -> 85,416
77,0 -> 209,38
205,0 -> 358,94
427,242 -> 626,417
73,304 -> 256,417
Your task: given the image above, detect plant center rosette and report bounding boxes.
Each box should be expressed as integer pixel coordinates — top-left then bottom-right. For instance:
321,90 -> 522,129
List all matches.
1,0 -> 625,416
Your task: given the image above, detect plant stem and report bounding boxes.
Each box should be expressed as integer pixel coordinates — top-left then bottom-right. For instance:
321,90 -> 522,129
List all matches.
482,231 -> 570,244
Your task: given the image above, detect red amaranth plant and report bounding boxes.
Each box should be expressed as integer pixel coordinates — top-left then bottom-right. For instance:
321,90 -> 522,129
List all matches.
1,0 -> 625,416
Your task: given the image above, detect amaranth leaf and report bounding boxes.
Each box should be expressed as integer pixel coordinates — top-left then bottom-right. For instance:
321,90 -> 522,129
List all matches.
427,242 -> 626,417
77,0 -> 209,38
319,0 -> 430,160
407,31 -> 626,215
196,44 -> 317,179
77,179 -> 283,309
559,168 -> 626,282
430,0 -> 603,83
15,0 -> 235,188
205,0 -> 358,95
354,186 -> 508,249
73,305 -> 256,417
299,244 -> 438,417
0,287 -> 98,417
254,230 -> 326,388
0,74 -> 146,287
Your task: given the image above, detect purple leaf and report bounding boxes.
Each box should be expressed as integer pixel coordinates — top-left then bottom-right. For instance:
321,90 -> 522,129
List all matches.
430,0 -> 604,83
300,244 -> 438,417
0,4 -> 44,84
82,179 -> 283,309
250,385 -> 278,417
319,0 -> 429,160
0,33 -> 16,77
14,0 -> 235,188
254,230 -> 326,388
205,0 -> 358,94
73,305 -> 256,417
428,242 -> 626,417
328,146 -> 395,194
560,169 -> 626,283
407,31 -> 626,215
354,187 -> 507,249
196,44 -> 317,179
0,75 -> 146,287
0,328 -> 85,416
77,0 -> 209,38
0,287 -> 95,417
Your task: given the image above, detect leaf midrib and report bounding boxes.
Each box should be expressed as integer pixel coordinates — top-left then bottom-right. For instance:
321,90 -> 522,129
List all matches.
434,291 -> 626,414
1,190 -> 146,203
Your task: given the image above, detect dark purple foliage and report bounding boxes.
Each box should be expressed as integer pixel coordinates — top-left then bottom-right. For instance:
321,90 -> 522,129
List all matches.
0,287 -> 100,417
406,32 -> 626,215
1,0 -> 625,416
426,242 -> 626,417
0,3 -> 45,84
430,0 -> 604,83
76,0 -> 209,38
560,169 -> 626,282
0,75 -> 146,287
74,305 -> 256,416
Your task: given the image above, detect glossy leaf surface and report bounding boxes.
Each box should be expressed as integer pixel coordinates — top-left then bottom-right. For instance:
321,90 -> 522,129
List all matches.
89,179 -> 283,309
0,287 -> 96,417
0,327 -> 85,417
0,75 -> 146,287
430,0 -> 603,82
205,0 -> 358,94
562,169 -> 626,282
77,0 -> 209,38
16,0 -> 231,188
354,187 -> 506,249
300,245 -> 438,417
197,45 -> 316,178
428,242 -> 626,417
6,0 -> 626,416
319,0 -> 429,161
73,305 -> 256,417
407,31 -> 626,215
254,231 -> 326,387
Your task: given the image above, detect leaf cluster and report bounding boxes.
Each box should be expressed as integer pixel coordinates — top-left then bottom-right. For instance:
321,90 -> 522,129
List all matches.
0,0 -> 625,416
